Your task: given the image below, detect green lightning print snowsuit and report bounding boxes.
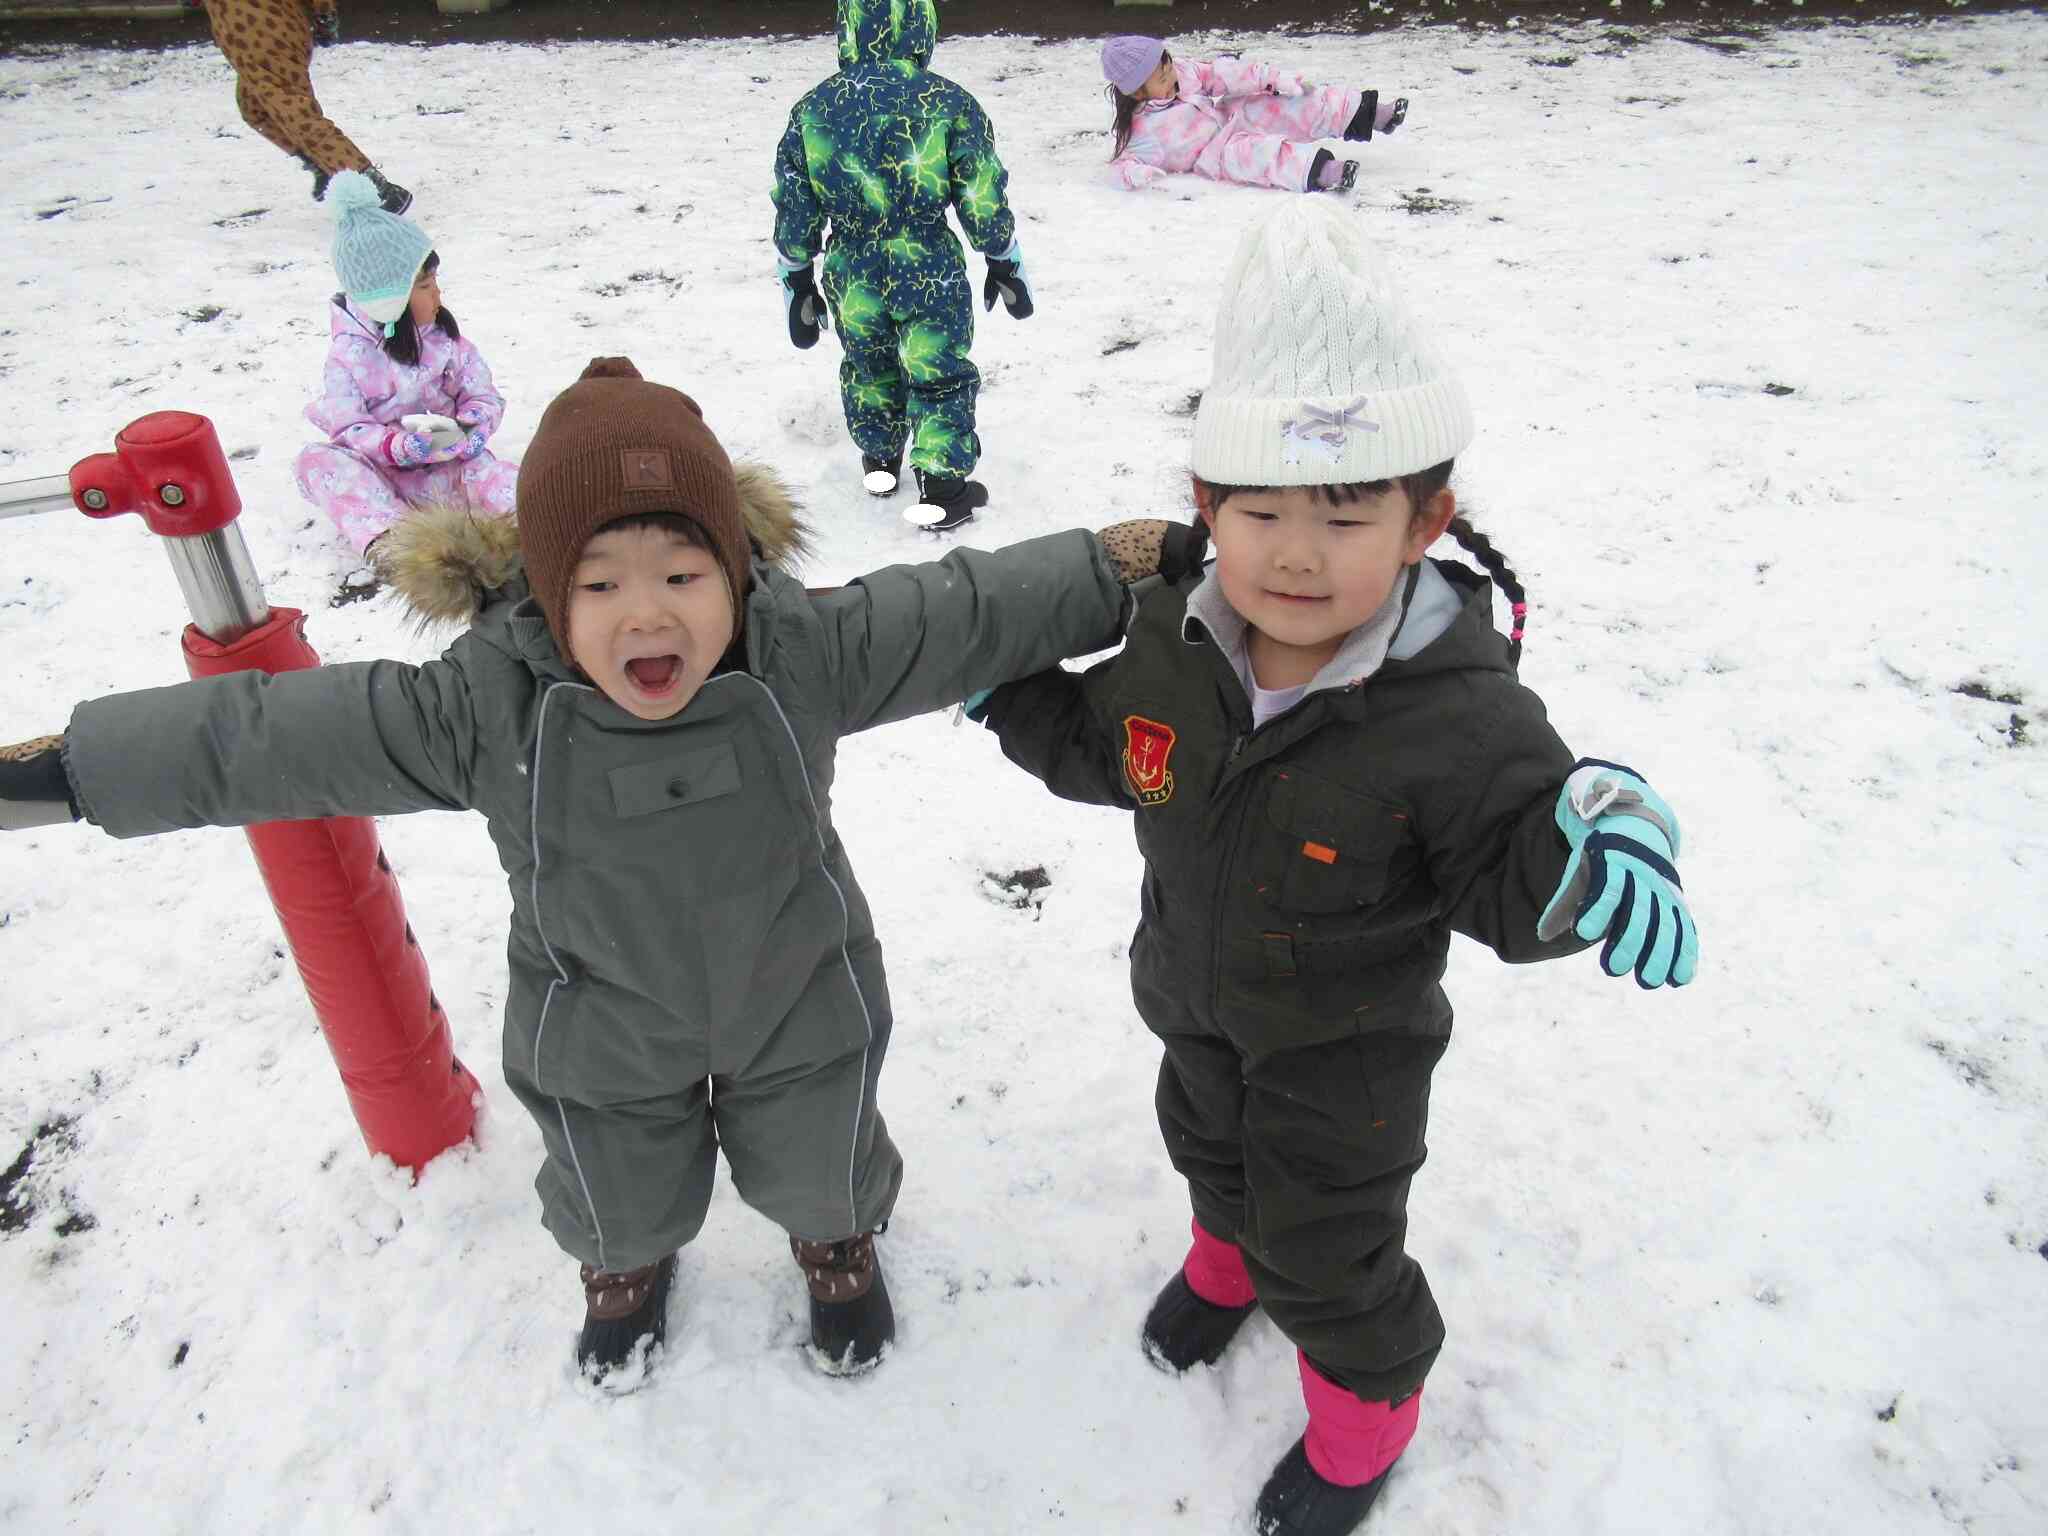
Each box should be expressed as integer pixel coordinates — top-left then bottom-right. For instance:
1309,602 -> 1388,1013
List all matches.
772,0 -> 1018,479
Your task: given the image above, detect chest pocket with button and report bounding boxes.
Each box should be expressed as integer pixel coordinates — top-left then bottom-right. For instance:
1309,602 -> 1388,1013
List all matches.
607,742 -> 743,819
1251,766 -> 1411,915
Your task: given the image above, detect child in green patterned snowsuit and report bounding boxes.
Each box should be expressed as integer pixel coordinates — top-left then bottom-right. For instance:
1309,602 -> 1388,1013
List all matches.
772,0 -> 1033,530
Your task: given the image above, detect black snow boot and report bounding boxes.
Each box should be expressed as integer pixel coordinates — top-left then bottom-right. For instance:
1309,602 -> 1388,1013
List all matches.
1254,1438 -> 1393,1536
904,470 -> 988,533
1342,91 -> 1408,143
1140,1269 -> 1260,1373
295,152 -> 331,202
791,1230 -> 895,1375
861,453 -> 903,496
1306,149 -> 1359,196
366,167 -> 413,215
330,563 -> 382,607
331,532 -> 390,608
575,1253 -> 677,1386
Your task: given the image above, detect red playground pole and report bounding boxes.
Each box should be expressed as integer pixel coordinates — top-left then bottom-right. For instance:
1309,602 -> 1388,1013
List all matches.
70,411 -> 479,1173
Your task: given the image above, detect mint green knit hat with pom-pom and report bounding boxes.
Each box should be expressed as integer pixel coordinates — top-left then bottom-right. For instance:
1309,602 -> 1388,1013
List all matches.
327,170 -> 433,331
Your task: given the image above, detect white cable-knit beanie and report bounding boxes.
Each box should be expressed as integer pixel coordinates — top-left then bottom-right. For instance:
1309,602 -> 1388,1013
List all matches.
1192,201 -> 1474,486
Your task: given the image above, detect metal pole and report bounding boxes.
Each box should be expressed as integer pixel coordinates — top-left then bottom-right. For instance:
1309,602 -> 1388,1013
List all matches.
0,474 -> 78,520
164,528 -> 271,646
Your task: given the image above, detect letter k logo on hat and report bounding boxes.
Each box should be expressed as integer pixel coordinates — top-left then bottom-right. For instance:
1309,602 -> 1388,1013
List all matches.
622,450 -> 673,490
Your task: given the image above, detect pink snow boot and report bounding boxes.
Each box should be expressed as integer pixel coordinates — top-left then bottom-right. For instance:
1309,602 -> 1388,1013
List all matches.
1254,1353 -> 1422,1534
1141,1218 -> 1260,1372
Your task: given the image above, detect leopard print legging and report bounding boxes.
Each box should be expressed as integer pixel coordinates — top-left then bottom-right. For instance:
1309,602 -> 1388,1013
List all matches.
202,1 -> 371,175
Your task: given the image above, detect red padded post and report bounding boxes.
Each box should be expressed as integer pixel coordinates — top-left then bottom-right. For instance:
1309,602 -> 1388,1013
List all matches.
71,411 -> 480,1173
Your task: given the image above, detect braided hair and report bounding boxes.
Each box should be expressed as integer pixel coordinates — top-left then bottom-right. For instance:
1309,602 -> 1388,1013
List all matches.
1441,513 -> 1527,664
1193,459 -> 1531,664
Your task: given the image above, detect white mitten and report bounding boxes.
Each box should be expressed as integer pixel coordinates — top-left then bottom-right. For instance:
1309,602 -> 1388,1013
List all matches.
401,413 -> 466,455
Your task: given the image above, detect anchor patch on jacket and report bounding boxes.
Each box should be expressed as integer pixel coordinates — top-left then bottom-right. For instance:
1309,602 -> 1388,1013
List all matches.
1121,714 -> 1178,806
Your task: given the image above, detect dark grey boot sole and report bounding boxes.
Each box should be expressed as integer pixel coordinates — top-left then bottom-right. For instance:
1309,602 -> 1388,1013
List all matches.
1140,1269 -> 1260,1373
1254,1438 -> 1392,1536
806,1262 -> 896,1376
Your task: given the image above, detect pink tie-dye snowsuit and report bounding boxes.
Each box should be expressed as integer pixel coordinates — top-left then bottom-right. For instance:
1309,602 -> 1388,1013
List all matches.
293,298 -> 519,554
1108,56 -> 1361,194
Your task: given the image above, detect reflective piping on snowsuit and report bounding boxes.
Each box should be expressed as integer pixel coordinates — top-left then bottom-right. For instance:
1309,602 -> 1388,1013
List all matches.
733,671 -> 875,1234
527,679 -> 611,1266
523,673 -> 881,1263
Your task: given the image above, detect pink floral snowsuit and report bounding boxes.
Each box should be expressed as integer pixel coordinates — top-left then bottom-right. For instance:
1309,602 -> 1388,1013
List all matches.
1109,56 -> 1361,194
293,299 -> 519,554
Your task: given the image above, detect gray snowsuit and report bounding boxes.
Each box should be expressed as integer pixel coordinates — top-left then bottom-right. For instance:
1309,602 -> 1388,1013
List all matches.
63,484 -> 1126,1272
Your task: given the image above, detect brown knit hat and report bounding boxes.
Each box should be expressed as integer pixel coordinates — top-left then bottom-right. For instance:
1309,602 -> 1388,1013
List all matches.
515,357 -> 751,652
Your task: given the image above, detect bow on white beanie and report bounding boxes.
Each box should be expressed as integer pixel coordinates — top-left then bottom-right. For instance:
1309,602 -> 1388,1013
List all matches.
1192,200 -> 1474,486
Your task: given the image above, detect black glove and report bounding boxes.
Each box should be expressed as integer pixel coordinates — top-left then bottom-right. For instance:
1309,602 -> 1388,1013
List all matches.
782,264 -> 828,350
982,256 -> 1034,320
311,9 -> 340,46
1157,520 -> 1208,584
0,734 -> 80,831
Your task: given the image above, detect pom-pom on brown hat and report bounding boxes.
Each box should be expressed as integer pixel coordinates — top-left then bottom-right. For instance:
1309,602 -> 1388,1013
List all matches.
515,356 -> 751,652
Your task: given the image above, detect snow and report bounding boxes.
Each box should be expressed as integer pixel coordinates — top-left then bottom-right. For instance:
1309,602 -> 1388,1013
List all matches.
2,15 -> 2045,1533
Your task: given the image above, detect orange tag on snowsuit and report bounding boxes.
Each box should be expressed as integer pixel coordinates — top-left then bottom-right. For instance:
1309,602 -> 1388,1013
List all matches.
1301,841 -> 1337,865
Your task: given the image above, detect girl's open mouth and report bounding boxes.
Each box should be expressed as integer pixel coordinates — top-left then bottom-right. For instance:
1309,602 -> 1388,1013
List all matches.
624,655 -> 682,694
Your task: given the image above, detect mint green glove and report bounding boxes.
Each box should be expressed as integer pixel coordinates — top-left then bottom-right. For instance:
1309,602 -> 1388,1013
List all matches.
1538,760 -> 1698,989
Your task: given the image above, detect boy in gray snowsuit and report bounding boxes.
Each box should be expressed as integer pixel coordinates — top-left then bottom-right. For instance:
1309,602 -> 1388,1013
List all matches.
0,357 -> 1190,1384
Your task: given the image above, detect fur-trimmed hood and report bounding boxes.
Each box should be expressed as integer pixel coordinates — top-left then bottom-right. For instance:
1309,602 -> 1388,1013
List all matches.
376,460 -> 813,629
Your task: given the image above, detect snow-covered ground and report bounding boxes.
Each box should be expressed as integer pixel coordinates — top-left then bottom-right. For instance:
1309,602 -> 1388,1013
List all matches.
1,14 -> 2044,1533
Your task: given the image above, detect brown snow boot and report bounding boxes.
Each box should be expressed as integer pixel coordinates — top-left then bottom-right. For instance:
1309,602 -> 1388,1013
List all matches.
791,1230 -> 895,1375
576,1253 -> 676,1385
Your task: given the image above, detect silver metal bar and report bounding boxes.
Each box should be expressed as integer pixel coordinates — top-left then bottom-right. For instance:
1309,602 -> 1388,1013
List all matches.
0,474 -> 77,521
164,528 -> 271,644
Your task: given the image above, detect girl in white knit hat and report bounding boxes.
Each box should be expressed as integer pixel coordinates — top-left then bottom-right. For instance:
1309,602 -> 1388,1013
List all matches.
970,200 -> 1698,1534
1100,34 -> 1407,195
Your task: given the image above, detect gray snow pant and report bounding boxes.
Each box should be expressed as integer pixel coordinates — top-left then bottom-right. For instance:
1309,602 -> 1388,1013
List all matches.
503,960 -> 904,1275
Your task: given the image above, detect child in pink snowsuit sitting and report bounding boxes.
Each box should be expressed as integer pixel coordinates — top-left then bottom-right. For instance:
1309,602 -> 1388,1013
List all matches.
1100,35 -> 1407,196
294,171 -> 518,556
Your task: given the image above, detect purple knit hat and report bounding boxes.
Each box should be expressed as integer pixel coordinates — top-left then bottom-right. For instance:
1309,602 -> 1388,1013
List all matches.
1101,35 -> 1166,97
